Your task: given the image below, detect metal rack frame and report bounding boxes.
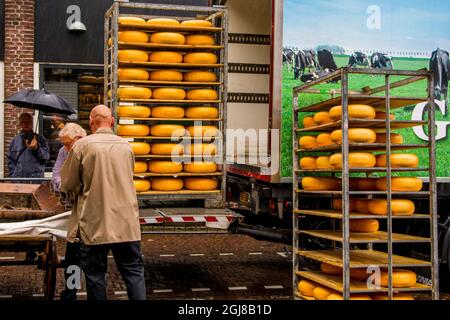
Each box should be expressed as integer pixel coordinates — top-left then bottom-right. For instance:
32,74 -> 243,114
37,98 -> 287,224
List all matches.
292,67 -> 438,300
104,1 -> 228,207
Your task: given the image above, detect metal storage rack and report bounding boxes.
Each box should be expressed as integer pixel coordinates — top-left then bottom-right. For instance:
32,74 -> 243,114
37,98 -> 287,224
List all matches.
292,67 -> 439,300
104,2 -> 228,207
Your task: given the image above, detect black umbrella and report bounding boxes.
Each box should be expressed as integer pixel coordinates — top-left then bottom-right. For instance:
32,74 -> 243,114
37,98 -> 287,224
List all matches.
4,88 -> 76,115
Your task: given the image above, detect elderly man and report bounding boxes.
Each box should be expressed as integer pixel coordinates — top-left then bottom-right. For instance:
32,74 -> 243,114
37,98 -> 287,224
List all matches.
7,113 -> 50,178
61,105 -> 145,300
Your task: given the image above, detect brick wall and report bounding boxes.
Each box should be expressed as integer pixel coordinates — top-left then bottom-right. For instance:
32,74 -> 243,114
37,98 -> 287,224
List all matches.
3,0 -> 35,175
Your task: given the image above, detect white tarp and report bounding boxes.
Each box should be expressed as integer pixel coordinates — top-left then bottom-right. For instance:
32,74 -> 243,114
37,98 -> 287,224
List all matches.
0,212 -> 70,238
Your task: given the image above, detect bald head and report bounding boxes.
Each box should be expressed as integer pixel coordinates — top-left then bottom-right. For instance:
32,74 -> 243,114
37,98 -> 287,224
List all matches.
89,105 -> 114,133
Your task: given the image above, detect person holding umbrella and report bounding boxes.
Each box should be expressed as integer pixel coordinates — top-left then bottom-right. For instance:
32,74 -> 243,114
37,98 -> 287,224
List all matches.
7,112 -> 50,178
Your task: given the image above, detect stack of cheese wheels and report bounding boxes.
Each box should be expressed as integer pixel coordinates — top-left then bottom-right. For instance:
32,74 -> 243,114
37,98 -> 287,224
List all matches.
328,104 -> 376,120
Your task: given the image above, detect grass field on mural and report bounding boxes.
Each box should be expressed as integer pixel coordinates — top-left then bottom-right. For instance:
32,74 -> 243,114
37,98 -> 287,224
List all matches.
281,55 -> 450,178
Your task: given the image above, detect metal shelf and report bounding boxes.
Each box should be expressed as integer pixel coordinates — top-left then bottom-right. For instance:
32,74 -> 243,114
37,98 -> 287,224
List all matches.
295,119 -> 427,132
294,209 -> 430,220
298,230 -> 430,244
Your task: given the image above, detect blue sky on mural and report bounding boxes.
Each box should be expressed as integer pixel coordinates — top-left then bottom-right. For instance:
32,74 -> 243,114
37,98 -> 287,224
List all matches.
284,0 -> 450,53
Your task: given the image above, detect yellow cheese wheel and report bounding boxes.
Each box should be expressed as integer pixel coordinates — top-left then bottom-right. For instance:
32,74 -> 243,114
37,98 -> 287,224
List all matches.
118,31 -> 149,43
150,32 -> 185,45
149,70 -> 183,82
330,128 -> 377,144
355,199 -> 369,213
329,153 -> 376,169
375,112 -> 396,120
313,287 -> 338,301
300,157 -> 317,170
183,162 -> 217,173
333,198 -> 357,212
185,143 -> 217,155
299,136 -> 318,149
328,104 -> 376,121
152,88 -> 186,100
380,269 -> 417,288
313,112 -> 333,125
316,133 -> 334,147
320,263 -> 341,275
375,133 -> 404,144
184,52 -> 218,64
315,156 -> 332,169
184,178 -> 218,190
118,106 -> 151,118
118,50 -> 148,62
134,162 -> 148,174
148,51 -> 183,63
119,17 -> 146,25
151,178 -> 183,191
302,116 -> 315,128
129,142 -> 150,155
186,125 -> 218,137
376,154 -> 419,168
146,18 -> 180,26
150,124 -> 185,137
151,143 -> 183,155
151,106 -> 185,118
297,280 -> 317,297
185,34 -> 216,45
301,177 -> 340,191
376,177 -> 423,192
184,71 -> 217,82
185,106 -> 219,119
148,161 -> 183,174
372,293 -> 414,300
181,20 -> 213,27
134,179 -> 151,192
326,294 -> 344,300
118,68 -> 150,81
350,178 -> 378,191
186,89 -> 218,100
117,87 -> 152,99
117,124 -> 150,136
327,294 -> 372,300
367,199 -> 415,216
350,219 -> 379,233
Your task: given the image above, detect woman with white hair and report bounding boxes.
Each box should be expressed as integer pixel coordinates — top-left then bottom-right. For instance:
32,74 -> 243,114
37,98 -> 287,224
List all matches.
51,123 -> 87,192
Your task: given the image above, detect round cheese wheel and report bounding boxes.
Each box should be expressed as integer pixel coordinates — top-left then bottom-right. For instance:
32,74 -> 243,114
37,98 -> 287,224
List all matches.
376,177 -> 423,192
119,31 -> 149,43
129,142 -> 150,155
79,75 -> 97,83
300,157 -> 317,170
151,143 -> 183,155
376,154 -> 419,168
375,133 -> 404,144
78,85 -> 95,93
313,287 -> 338,301
372,293 -> 414,300
350,219 -> 379,232
148,161 -> 183,174
149,70 -> 183,82
151,106 -> 185,118
152,88 -> 186,100
184,71 -> 217,82
301,177 -> 340,191
134,162 -> 148,173
355,199 -> 369,213
326,294 -> 344,300
332,198 -> 357,212
330,128 -> 377,144
320,263 -> 341,275
117,124 -> 150,136
375,112 -> 395,120
119,17 -> 146,25
150,124 -> 185,137
350,178 -> 378,191
297,280 -> 317,297
185,34 -> 216,45
299,136 -> 318,149
134,179 -> 151,192
313,112 -> 333,125
185,106 -> 219,119
181,20 -> 213,27
316,133 -> 334,147
150,32 -> 185,45
329,153 -> 376,169
185,143 -> 217,155
367,199 -> 415,216
302,116 -> 315,128
118,50 -> 148,62
184,52 -> 218,64
315,156 -> 332,169
151,178 -> 183,191
118,68 -> 150,81
186,89 -> 218,100
183,162 -> 217,173
186,125 -> 218,137
328,104 -> 376,121
380,269 -> 417,288
117,106 -> 151,118
184,177 -> 218,190
148,51 -> 183,63
117,87 -> 152,99
327,293 -> 372,300
146,18 -> 180,26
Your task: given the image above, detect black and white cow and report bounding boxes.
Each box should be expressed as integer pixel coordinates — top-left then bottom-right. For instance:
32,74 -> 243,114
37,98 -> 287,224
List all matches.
348,51 -> 370,68
371,52 -> 394,69
283,48 -> 296,72
318,49 -> 338,72
294,49 -> 318,79
430,48 -> 450,108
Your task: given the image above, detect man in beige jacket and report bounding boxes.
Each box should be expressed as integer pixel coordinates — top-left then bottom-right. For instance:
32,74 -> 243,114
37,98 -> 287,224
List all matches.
61,105 -> 145,300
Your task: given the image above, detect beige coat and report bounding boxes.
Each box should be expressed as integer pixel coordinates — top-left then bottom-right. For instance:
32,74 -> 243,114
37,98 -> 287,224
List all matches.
61,128 -> 141,245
